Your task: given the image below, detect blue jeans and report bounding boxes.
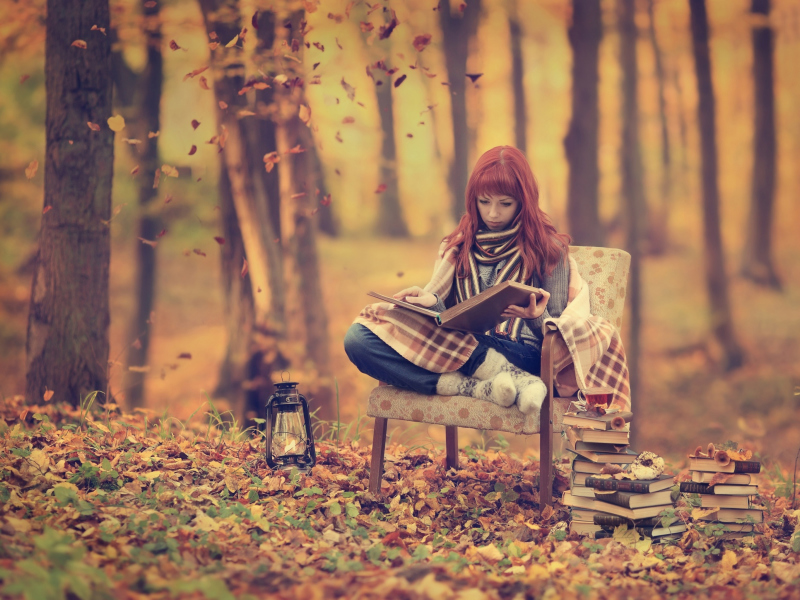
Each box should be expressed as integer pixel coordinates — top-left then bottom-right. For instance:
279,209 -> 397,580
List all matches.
343,323 -> 541,395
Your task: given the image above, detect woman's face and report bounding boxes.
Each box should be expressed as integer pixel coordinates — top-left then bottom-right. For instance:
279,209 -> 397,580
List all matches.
477,194 -> 520,231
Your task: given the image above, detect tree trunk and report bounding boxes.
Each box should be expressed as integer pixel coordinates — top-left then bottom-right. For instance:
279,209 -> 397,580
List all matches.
439,0 -> 482,222
689,0 -> 745,371
618,0 -> 645,449
199,0 -> 287,423
26,0 -> 115,407
124,0 -> 163,409
374,73 -> 409,237
646,0 -> 672,255
509,9 -> 527,154
275,10 -> 334,422
564,0 -> 603,247
741,0 -> 781,289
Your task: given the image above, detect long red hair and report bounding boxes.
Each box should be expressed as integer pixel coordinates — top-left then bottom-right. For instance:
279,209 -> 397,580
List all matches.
443,146 -> 571,280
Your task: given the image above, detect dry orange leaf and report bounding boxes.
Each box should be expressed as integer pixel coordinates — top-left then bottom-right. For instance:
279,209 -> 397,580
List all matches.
188,145 -> 197,155
412,33 -> 432,52
25,160 -> 38,180
375,183 -> 387,193
87,122 -> 101,132
43,388 -> 54,402
199,76 -> 210,90
71,40 -> 87,49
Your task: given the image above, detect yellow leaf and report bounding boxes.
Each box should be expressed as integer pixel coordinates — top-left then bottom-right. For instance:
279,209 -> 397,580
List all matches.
547,561 -> 566,573
527,564 -> 550,580
5,517 -> 31,533
28,449 -> 49,474
691,507 -> 719,520
224,476 -> 237,494
612,524 -> 640,548
161,165 -> 179,178
193,510 -> 220,532
142,471 -> 162,481
720,550 -> 738,570
225,35 -> 239,48
107,114 -> 126,132
299,104 -> 311,124
25,160 -> 38,179
634,536 -> 652,554
412,572 -> 454,599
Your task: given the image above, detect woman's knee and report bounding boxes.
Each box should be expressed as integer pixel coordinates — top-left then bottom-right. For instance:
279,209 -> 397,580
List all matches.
343,324 -> 369,361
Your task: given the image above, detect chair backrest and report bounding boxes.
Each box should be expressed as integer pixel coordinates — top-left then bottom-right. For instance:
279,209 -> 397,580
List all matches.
568,246 -> 631,333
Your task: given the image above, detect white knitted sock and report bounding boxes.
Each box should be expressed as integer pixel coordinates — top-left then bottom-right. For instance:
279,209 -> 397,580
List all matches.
471,348 -> 514,381
436,371 -> 517,408
515,376 -> 547,417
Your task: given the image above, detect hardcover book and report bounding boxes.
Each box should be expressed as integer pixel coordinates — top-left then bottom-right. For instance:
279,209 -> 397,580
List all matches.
593,515 -> 661,528
586,474 -> 674,494
562,491 -> 672,520
572,457 -> 617,474
593,489 -> 673,509
696,507 -> 764,524
698,494 -> 750,509
367,281 -> 544,334
691,472 -> 752,485
562,411 -> 634,431
570,521 -> 602,536
566,446 -> 639,464
679,482 -> 758,496
688,457 -> 761,474
570,485 -> 596,499
570,427 -> 630,445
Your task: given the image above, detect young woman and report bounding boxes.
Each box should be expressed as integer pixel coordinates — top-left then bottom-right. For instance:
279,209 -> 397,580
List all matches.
344,146 -> 571,416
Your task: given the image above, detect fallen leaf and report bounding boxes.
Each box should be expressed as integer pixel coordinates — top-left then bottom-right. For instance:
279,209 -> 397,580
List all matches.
107,115 -> 126,132
25,160 -> 38,179
71,40 -> 87,49
707,472 -> 733,487
475,544 -> 504,563
225,35 -> 239,48
87,122 -> 101,131
412,33 -> 432,52
43,388 -> 54,402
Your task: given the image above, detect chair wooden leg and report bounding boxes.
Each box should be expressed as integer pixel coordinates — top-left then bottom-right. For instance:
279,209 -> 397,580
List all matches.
369,417 -> 388,495
539,330 -> 557,510
445,426 -> 459,470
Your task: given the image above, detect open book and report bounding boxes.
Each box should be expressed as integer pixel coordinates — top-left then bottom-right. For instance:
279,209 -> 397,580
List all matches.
367,280 -> 544,334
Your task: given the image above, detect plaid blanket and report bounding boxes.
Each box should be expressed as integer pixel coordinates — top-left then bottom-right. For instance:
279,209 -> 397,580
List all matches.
354,242 -> 631,411
543,277 -> 632,411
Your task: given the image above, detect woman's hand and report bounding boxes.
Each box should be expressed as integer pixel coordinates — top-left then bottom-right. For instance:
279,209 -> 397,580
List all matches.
501,290 -> 550,320
393,286 -> 438,308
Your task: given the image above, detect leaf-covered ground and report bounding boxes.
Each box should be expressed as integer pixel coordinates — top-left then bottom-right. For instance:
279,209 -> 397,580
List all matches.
1,397 -> 799,600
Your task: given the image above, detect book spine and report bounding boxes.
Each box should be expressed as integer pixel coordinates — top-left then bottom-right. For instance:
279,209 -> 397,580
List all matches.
680,482 -> 712,495
733,461 -> 761,474
593,515 -> 657,528
594,491 -> 632,509
586,477 -> 654,494
600,525 -> 654,536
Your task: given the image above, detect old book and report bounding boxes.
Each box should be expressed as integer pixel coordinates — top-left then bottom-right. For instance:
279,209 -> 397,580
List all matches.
570,508 -> 605,522
572,457 -> 613,474
679,482 -> 758,496
698,494 -> 750,509
696,507 -> 763,523
367,281 -> 543,334
570,520 -> 602,536
586,474 -> 674,494
562,491 -> 672,520
571,472 -> 590,486
594,489 -> 673,509
570,427 -> 630,445
688,457 -> 761,474
691,471 -> 752,485
593,514 -> 660,528
562,410 -> 634,431
696,522 -> 754,533
570,485 -> 595,499
566,446 -> 638,464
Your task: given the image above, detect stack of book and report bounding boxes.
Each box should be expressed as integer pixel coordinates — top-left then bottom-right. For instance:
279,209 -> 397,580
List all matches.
562,406 -> 684,540
681,453 -> 762,538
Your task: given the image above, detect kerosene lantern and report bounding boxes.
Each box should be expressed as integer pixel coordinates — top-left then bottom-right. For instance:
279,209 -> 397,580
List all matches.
264,381 -> 316,473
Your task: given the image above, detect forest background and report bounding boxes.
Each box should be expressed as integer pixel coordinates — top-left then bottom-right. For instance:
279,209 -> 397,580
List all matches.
0,0 -> 799,473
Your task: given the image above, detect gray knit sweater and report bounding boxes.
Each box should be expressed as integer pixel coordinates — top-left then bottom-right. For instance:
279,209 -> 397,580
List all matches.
432,250 -> 570,351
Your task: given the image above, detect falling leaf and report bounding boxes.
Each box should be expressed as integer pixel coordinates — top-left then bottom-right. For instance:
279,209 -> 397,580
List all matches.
321,194 -> 332,206
241,258 -> 249,278
284,145 -> 305,154
313,42 -> 324,51
153,169 -> 160,189
375,183 -> 387,193
25,160 -> 38,180
148,131 -> 160,138
131,165 -> 140,175
273,74 -> 288,85
360,22 -> 374,32
161,165 -> 179,178
169,39 -> 181,51
43,388 -> 54,402
466,73 -> 483,83
252,11 -> 259,29
225,35 -> 239,48
706,472 -> 733,487
238,109 -> 256,117
214,236 -> 225,245
191,119 -> 201,130
183,66 -> 209,81
42,206 -> 52,215
290,192 -> 306,199
91,24 -> 106,35
218,101 -> 228,110
144,0 -> 156,7
342,116 -> 355,124
138,238 -> 158,247
20,74 -> 30,84
188,145 -> 197,155
177,352 -> 192,359
378,9 -> 399,40
412,33 -> 432,52
394,74 -> 407,88
199,76 -> 210,90
71,40 -> 87,49
299,104 -> 311,124
107,115 -> 126,132
192,249 -> 206,257
87,122 -> 101,131
163,194 -> 173,204
263,151 -> 280,172
156,229 -> 167,238
219,126 -> 229,149
123,138 -> 141,145
335,131 -> 343,143
406,133 -> 413,138
340,77 -> 356,101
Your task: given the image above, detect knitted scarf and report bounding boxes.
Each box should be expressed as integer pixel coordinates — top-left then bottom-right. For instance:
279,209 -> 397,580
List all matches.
454,221 -> 531,340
